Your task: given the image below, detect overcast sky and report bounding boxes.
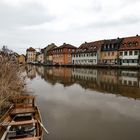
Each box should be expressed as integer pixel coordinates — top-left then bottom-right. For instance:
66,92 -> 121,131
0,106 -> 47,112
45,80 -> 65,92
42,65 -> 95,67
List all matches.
0,0 -> 140,54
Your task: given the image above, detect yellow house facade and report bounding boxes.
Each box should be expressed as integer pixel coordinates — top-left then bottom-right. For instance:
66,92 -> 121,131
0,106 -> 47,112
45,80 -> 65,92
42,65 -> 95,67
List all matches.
100,51 -> 118,64
100,38 -> 123,64
18,54 -> 26,64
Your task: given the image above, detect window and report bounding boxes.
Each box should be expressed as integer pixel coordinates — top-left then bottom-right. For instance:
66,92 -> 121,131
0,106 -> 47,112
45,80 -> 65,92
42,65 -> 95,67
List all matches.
128,42 -> 132,46
112,52 -> 114,56
128,81 -> 132,86
132,60 -> 135,63
135,42 -> 139,46
124,51 -> 127,55
123,60 -> 127,63
134,60 -> 138,63
120,52 -> 123,56
108,45 -> 110,49
129,51 -> 132,55
134,51 -> 138,55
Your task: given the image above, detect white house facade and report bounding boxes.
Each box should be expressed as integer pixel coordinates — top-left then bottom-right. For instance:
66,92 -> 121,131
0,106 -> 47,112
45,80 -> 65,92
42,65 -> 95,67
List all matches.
119,35 -> 140,66
26,47 -> 36,63
72,50 -> 98,65
119,50 -> 140,66
72,41 -> 101,65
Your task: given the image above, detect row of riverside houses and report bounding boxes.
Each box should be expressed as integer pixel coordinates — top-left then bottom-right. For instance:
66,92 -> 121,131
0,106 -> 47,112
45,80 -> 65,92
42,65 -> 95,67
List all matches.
26,35 -> 140,66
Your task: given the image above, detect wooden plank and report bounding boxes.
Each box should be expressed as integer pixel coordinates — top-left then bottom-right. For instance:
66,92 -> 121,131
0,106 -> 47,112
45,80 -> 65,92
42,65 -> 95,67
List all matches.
11,107 -> 35,115
14,104 -> 33,108
11,136 -> 40,140
12,96 -> 35,100
2,120 -> 37,126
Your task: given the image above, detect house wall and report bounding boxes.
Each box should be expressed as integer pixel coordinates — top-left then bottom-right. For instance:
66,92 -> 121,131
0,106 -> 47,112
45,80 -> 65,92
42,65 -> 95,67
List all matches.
44,44 -> 57,63
100,51 -> 118,64
27,51 -> 36,63
19,55 -> 25,64
52,48 -> 74,65
37,53 -> 44,63
72,52 -> 97,65
119,50 -> 140,66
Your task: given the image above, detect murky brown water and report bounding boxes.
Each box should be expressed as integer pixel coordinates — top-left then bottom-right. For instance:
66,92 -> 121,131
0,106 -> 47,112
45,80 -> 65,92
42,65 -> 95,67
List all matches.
24,65 -> 140,140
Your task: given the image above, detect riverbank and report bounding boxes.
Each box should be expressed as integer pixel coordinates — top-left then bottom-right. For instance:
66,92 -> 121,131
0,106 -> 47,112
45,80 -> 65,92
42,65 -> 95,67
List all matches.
0,56 -> 26,117
30,63 -> 140,70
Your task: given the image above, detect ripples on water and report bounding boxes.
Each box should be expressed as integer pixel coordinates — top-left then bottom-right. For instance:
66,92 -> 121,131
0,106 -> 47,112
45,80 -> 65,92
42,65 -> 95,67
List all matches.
23,65 -> 140,140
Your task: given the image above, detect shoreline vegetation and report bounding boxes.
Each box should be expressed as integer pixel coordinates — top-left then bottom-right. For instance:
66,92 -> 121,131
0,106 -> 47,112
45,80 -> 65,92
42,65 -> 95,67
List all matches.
0,55 -> 26,117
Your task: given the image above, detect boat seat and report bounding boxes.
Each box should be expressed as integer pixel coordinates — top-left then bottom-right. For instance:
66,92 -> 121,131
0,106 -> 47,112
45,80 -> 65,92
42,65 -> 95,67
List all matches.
11,107 -> 35,115
10,136 -> 41,140
2,120 -> 37,126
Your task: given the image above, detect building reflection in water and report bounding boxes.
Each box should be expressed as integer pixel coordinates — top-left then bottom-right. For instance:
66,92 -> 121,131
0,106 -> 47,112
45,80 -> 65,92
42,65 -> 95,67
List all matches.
26,65 -> 36,79
118,70 -> 140,99
43,67 -> 74,86
98,69 -> 119,94
26,65 -> 140,99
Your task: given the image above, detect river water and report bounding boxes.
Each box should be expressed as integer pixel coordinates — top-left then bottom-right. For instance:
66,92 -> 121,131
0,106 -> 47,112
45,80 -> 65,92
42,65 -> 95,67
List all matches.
24,65 -> 140,140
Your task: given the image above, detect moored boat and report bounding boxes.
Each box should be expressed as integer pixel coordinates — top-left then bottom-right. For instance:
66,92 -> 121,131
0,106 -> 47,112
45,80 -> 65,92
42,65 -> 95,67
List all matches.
0,96 -> 45,140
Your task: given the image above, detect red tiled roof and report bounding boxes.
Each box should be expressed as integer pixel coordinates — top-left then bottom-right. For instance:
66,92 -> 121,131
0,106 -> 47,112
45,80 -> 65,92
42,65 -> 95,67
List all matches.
26,47 -> 36,52
59,43 -> 77,49
103,38 -> 122,44
79,40 -> 104,49
119,35 -> 140,51
53,43 -> 77,50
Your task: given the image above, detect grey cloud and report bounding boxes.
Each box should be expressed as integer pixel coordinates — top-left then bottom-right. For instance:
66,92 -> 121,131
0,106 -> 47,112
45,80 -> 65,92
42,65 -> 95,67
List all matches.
0,2 -> 55,30
84,14 -> 140,30
0,0 -> 140,54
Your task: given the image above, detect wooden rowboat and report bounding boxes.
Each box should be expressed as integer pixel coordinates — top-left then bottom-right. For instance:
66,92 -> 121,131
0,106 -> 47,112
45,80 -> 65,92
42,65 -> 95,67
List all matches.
0,96 -> 47,140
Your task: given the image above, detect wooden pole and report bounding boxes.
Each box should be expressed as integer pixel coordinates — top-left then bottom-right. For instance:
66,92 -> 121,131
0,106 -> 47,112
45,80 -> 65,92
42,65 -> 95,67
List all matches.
38,120 -> 49,135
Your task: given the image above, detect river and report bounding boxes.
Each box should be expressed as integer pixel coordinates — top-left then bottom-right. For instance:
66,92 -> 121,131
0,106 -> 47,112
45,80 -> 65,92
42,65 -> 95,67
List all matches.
24,65 -> 140,140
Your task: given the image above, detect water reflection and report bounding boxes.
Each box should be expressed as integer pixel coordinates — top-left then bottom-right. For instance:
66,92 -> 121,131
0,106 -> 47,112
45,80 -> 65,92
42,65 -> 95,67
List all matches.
26,65 -> 140,100
25,65 -> 140,140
